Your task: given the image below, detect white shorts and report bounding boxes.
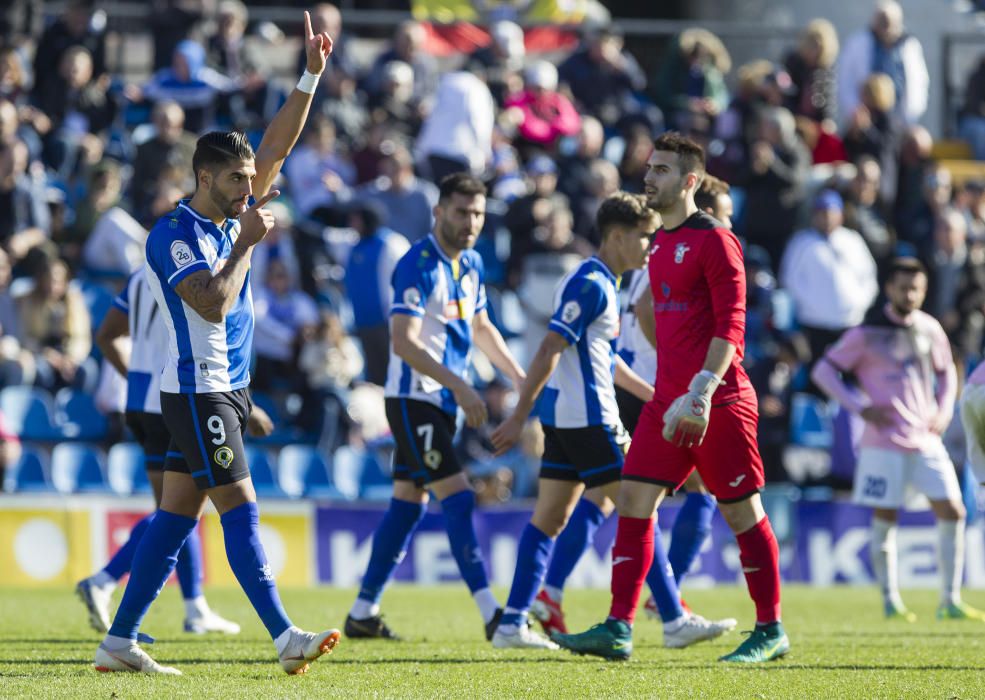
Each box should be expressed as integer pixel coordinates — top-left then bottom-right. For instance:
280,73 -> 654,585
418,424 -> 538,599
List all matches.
852,442 -> 961,510
961,383 -> 985,484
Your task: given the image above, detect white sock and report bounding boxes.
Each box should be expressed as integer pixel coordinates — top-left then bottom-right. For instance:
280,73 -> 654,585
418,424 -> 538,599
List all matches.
184,595 -> 209,619
101,634 -> 133,651
92,570 -> 117,589
349,598 -> 380,620
274,626 -> 299,655
937,519 -> 964,606
663,614 -> 687,632
473,587 -> 500,623
544,585 -> 563,603
871,517 -> 902,607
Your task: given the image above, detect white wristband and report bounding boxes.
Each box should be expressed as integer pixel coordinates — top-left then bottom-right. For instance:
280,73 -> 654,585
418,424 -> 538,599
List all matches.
296,70 -> 320,94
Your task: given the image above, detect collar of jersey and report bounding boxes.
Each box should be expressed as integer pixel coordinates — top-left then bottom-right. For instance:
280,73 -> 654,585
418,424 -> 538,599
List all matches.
588,256 -> 617,284
178,199 -> 224,228
427,233 -> 457,265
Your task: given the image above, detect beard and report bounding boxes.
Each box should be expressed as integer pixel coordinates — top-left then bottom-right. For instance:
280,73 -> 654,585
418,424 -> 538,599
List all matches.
437,222 -> 476,251
210,188 -> 247,219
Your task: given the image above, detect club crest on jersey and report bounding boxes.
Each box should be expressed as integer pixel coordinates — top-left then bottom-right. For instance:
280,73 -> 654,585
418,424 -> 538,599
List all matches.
674,243 -> 690,264
170,240 -> 194,268
561,301 -> 581,324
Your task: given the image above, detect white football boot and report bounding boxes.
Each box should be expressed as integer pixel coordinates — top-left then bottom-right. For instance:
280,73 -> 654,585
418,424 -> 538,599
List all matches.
492,624 -> 560,650
664,612 -> 738,649
277,627 -> 342,675
76,577 -> 114,633
94,642 -> 181,675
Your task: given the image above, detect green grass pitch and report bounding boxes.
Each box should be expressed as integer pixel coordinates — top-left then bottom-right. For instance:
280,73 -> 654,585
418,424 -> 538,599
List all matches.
2,585 -> 985,698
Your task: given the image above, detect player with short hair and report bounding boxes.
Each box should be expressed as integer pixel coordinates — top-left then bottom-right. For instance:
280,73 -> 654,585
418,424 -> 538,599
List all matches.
344,172 -> 526,642
814,257 -> 983,621
488,192 -> 732,650
93,11 -> 342,675
76,267 -> 257,636
554,132 -> 789,663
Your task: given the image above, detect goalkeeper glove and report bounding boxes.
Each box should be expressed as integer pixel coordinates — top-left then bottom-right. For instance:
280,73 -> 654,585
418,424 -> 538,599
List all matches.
662,370 -> 722,447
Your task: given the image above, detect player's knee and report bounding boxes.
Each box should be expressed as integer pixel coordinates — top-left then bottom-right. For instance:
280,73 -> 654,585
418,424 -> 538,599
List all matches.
718,497 -> 762,534
531,510 -> 569,538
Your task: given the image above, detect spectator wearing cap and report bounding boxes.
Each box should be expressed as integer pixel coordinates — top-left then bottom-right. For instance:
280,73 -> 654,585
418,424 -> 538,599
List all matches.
557,25 -> 650,130
364,19 -> 437,103
358,143 -> 438,242
837,0 -> 928,126
343,198 -> 410,385
468,20 -> 525,106
285,112 -> 355,220
504,60 -> 580,153
414,71 -> 495,183
780,189 -> 878,370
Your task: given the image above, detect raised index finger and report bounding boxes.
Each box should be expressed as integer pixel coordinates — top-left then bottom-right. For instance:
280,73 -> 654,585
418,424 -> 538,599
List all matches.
304,10 -> 314,40
250,189 -> 280,210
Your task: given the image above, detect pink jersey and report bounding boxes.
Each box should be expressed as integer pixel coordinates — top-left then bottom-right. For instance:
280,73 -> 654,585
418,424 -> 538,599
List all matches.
812,305 -> 955,452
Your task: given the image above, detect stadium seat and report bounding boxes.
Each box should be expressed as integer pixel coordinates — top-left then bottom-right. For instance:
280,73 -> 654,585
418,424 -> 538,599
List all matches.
5,445 -> 52,492
246,445 -> 286,498
107,442 -> 146,496
78,280 -> 115,332
360,443 -> 395,501
789,393 -> 834,449
330,445 -> 364,500
51,443 -> 110,494
55,389 -> 109,441
276,444 -> 343,500
0,386 -> 61,441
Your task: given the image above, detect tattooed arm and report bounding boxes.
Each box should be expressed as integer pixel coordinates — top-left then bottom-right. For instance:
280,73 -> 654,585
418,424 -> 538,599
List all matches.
174,245 -> 252,323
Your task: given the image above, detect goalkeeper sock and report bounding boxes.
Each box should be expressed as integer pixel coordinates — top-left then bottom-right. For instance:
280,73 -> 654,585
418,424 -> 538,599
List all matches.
668,492 -> 715,584
221,502 -> 292,640
608,515 -> 655,624
103,513 -> 154,580
108,510 -> 196,640
544,498 -> 606,593
736,516 -> 782,624
644,519 -> 685,623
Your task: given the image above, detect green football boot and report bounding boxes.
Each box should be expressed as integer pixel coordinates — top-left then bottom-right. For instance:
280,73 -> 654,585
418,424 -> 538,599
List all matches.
552,619 -> 633,661
719,623 -> 789,663
937,601 -> 985,621
884,601 -> 917,622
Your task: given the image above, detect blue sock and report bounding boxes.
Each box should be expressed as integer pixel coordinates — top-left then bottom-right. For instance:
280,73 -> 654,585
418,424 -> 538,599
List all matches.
502,524 -> 554,626
107,510 -> 196,640
644,522 -> 684,623
668,493 -> 716,584
176,522 -> 203,601
221,502 -> 291,640
544,498 -> 605,591
103,513 -> 154,581
440,491 -> 490,593
357,498 -> 427,605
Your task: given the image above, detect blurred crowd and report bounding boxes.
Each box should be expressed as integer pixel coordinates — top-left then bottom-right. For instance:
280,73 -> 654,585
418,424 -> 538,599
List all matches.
0,0 -> 984,501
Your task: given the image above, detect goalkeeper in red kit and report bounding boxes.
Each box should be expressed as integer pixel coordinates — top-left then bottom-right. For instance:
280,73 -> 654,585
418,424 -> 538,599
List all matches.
554,132 -> 789,663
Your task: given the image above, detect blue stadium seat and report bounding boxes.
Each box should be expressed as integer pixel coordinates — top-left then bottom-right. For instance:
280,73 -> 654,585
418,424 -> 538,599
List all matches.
789,393 -> 834,449
55,389 -> 109,441
276,444 -> 342,500
0,386 -> 61,441
330,445 -> 363,500
5,446 -> 52,492
78,280 -> 115,333
51,443 -> 109,494
107,442 -> 146,496
246,445 -> 286,498
360,443 -> 395,501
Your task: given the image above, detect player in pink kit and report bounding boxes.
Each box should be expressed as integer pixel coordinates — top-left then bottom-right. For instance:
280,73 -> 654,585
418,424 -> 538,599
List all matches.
813,258 -> 983,621
554,132 -> 789,663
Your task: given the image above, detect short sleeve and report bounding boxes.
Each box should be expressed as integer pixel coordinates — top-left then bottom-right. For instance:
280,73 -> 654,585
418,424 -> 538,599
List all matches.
146,221 -> 210,290
548,275 -> 607,345
823,327 -> 866,373
390,251 -> 430,317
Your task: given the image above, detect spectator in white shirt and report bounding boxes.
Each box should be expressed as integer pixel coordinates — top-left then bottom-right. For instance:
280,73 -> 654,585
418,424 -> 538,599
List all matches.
780,188 -> 879,373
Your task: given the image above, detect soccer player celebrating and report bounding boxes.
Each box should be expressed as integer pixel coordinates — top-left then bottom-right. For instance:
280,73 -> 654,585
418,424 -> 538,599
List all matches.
814,257 -> 983,622
345,173 -> 525,642
76,267 -> 256,636
554,133 -> 789,663
93,11 -> 341,675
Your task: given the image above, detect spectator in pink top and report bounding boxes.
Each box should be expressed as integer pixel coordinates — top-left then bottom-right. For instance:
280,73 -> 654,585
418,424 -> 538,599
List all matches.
505,61 -> 580,154
812,257 -> 979,623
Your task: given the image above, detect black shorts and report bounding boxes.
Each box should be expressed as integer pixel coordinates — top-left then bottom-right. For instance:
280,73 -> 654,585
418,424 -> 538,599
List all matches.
160,389 -> 252,490
125,411 -> 173,472
615,386 -> 646,436
385,397 -> 461,487
540,424 -> 629,489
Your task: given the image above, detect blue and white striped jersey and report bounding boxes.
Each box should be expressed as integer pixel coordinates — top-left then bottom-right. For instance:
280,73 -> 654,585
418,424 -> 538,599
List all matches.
384,234 -> 487,415
539,257 -> 622,429
616,269 -> 657,386
144,199 -> 253,394
112,267 -> 170,413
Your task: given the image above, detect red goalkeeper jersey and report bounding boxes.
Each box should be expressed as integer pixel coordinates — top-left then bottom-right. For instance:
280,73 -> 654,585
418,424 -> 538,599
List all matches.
647,210 -> 756,405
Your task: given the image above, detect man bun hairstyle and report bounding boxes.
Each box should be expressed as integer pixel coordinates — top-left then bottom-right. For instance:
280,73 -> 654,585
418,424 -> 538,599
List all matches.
596,191 -> 659,239
652,131 -> 706,183
438,172 -> 487,202
192,131 -> 255,180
